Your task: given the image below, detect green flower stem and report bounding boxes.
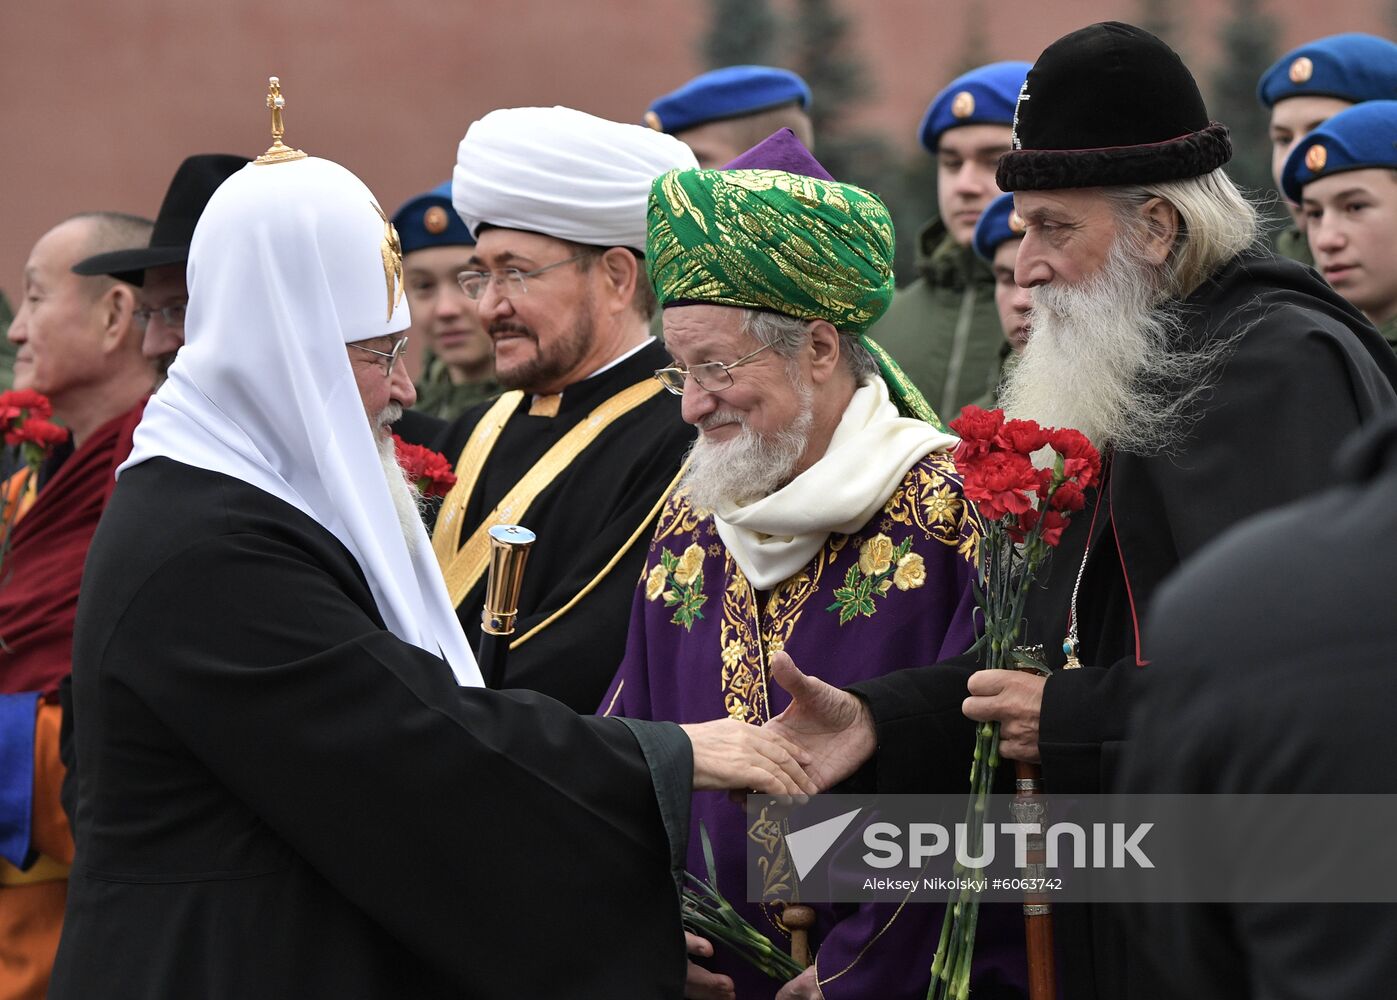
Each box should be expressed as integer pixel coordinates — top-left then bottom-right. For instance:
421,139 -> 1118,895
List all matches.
930,469 -> 1078,999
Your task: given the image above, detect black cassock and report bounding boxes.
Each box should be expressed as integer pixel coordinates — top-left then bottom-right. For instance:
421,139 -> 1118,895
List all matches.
1119,414 -> 1397,999
53,457 -> 692,1000
844,255 -> 1397,999
432,339 -> 693,712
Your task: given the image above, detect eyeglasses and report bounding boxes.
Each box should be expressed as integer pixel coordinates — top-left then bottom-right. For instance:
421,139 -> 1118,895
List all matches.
653,342 -> 775,395
456,252 -> 589,301
349,336 -> 410,377
133,302 -> 187,328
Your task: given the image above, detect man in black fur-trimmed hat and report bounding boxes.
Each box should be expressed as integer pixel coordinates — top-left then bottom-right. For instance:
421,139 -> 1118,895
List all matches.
763,22 -> 1397,999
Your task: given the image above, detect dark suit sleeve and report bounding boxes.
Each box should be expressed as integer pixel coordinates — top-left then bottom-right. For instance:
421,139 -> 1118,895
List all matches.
105,529 -> 688,995
846,653 -> 981,793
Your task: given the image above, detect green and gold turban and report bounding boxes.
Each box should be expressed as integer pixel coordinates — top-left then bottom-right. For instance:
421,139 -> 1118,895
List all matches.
646,168 -> 895,335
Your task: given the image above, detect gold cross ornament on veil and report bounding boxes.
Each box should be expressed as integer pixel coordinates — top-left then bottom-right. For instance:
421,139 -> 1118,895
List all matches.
255,76 -> 308,165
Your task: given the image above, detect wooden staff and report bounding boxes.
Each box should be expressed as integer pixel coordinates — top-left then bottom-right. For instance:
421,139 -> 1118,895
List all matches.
1012,759 -> 1057,1000
475,524 -> 535,688
781,903 -> 816,968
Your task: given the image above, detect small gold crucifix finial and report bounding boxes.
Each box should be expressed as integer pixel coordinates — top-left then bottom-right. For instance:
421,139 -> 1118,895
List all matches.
255,75 -> 308,165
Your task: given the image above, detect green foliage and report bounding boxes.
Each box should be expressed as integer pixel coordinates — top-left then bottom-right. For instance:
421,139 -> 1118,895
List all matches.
658,548 -> 708,629
1136,0 -> 1179,49
702,0 -> 779,68
1207,0 -> 1280,198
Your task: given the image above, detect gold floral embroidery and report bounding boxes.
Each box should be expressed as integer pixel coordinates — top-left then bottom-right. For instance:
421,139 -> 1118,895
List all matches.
828,535 -> 916,623
883,453 -> 983,565
719,553 -> 825,726
673,543 -> 704,586
749,804 -> 795,911
650,488 -> 705,550
893,552 -> 926,591
857,533 -> 895,576
645,563 -> 667,601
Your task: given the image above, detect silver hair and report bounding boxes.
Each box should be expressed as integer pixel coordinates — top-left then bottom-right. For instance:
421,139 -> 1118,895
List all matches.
739,309 -> 877,380
1102,169 -> 1260,302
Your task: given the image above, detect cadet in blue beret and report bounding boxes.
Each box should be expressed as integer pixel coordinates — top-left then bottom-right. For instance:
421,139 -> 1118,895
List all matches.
391,182 -> 498,422
1258,33 -> 1397,266
644,65 -> 813,167
1283,100 -> 1397,347
867,60 -> 1030,418
972,193 -> 1032,364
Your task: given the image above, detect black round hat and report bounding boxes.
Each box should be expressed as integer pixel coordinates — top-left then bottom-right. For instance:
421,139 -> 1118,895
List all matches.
71,153 -> 250,286
996,21 -> 1232,191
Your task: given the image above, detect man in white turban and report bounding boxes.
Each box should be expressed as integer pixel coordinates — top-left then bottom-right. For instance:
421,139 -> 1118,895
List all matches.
52,128 -> 814,999
433,106 -> 699,711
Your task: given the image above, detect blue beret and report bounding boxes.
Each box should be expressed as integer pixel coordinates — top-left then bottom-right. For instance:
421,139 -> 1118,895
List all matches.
1281,100 -> 1397,203
645,65 -> 811,134
1257,33 -> 1397,108
971,193 -> 1024,263
919,61 -> 1031,153
391,181 -> 474,255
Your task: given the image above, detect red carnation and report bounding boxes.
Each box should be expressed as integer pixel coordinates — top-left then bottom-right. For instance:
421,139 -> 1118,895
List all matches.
5,418 -> 68,449
0,389 -> 53,424
960,449 -> 1040,521
950,405 -> 1005,461
1048,479 -> 1087,513
392,435 -> 457,499
1049,428 -> 1101,488
1038,509 -> 1069,547
995,418 -> 1050,456
951,405 -> 1004,441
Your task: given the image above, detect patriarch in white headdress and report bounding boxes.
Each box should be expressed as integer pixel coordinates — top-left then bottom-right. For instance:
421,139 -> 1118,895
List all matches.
121,154 -> 482,685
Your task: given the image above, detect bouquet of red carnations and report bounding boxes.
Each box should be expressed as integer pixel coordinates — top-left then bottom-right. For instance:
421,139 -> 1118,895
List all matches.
391,434 -> 457,498
928,406 -> 1100,1000
0,389 -> 69,569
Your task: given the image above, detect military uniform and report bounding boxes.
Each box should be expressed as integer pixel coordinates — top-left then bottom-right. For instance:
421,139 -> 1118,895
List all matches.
1274,223 -> 1313,267
870,218 -> 1001,417
412,355 -> 498,421
872,61 -> 1029,419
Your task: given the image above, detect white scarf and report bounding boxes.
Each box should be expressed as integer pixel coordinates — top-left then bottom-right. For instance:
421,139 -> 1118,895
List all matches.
713,378 -> 959,590
452,106 -> 698,250
120,158 -> 482,686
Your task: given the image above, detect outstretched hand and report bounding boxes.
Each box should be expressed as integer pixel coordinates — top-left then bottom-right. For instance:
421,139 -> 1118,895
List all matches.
763,651 -> 877,792
682,718 -> 817,797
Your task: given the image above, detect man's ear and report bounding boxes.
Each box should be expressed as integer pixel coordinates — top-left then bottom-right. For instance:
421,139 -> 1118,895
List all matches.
806,319 -> 842,385
597,247 -> 640,316
98,283 -> 139,352
1139,197 -> 1182,267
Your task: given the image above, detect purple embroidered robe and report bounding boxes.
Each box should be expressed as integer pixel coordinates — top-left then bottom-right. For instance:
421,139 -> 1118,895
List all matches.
601,451 -> 1028,999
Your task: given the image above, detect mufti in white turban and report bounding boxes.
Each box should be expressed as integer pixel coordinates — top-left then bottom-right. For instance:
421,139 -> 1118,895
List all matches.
453,105 -> 698,251
121,157 -> 482,686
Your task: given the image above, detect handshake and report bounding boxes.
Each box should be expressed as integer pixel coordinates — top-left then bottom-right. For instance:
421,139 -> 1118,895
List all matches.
680,652 -> 878,797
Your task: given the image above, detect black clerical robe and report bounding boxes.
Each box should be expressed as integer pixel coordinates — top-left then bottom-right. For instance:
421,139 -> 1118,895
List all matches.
1119,414 -> 1397,999
432,339 -> 693,711
845,254 -> 1397,1000
52,457 -> 691,1000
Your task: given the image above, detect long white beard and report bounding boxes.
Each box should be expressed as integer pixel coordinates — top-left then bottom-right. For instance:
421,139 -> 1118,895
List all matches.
374,405 -> 424,555
681,381 -> 814,513
1000,234 -> 1226,456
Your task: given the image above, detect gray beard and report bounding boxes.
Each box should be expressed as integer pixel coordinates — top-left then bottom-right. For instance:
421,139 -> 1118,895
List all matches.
375,404 -> 424,556
680,381 -> 814,514
999,235 -> 1228,456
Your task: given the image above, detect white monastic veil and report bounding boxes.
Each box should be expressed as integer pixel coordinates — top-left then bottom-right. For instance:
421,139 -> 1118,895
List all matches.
119,157 -> 482,686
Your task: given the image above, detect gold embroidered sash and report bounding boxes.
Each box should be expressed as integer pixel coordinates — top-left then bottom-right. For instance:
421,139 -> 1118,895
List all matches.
433,378 -> 666,609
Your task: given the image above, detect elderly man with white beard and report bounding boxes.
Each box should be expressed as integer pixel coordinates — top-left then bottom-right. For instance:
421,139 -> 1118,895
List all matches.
760,21 -> 1397,1000
600,130 -> 1028,1000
